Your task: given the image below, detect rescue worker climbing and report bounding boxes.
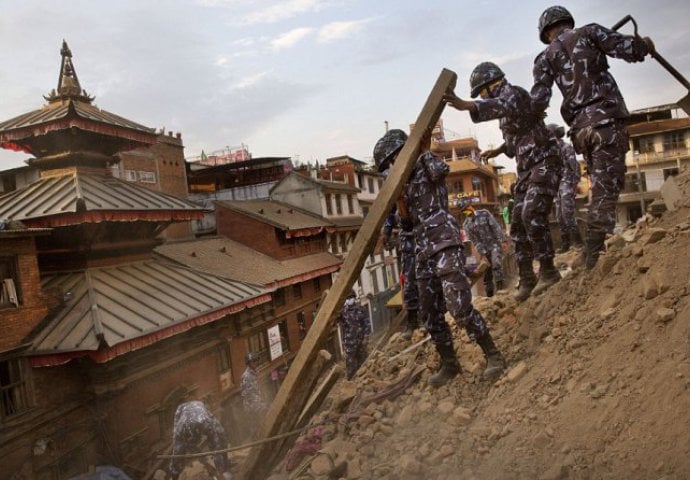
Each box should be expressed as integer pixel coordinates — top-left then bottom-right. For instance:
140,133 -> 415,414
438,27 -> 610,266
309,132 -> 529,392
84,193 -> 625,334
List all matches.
445,61 -> 562,302
457,197 -> 505,297
531,5 -> 654,269
373,128 -> 505,387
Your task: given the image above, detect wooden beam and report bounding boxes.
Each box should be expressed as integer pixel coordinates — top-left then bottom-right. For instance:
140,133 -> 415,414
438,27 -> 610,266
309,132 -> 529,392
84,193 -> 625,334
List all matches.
238,68 -> 457,480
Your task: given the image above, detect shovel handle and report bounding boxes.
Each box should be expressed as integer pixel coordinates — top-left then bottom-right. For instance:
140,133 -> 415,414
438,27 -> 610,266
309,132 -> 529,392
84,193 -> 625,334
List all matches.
612,15 -> 690,91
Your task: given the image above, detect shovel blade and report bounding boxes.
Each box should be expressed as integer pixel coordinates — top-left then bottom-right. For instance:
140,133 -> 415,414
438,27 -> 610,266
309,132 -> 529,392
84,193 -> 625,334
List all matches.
676,93 -> 690,116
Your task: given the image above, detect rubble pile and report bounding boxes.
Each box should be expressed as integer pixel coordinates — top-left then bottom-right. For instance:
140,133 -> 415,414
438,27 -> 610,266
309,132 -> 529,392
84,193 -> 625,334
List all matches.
259,172 -> 690,480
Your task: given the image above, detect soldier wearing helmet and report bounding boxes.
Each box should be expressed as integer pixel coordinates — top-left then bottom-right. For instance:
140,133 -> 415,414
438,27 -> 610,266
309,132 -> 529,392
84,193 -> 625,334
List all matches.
373,127 -> 505,387
337,289 -> 370,379
445,61 -> 563,302
458,198 -> 506,297
531,5 -> 654,269
240,350 -> 268,429
547,123 -> 583,252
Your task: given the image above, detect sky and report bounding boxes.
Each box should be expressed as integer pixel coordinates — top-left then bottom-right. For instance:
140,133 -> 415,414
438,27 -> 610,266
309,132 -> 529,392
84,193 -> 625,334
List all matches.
1,0 -> 689,172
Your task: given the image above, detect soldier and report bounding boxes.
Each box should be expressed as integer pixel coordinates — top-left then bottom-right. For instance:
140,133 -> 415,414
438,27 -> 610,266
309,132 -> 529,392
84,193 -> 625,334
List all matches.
338,289 -> 370,379
457,198 -> 505,297
373,129 -> 505,387
445,62 -> 562,302
547,123 -> 583,252
531,5 -> 654,269
169,400 -> 231,480
240,352 -> 268,416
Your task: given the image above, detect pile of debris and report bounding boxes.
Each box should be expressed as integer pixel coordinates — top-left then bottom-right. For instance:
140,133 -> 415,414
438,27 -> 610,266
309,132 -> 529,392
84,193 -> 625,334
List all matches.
257,171 -> 690,480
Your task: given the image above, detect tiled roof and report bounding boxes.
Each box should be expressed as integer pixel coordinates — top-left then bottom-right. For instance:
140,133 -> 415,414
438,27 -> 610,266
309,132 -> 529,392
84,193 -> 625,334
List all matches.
0,171 -> 202,224
216,199 -> 333,231
0,99 -> 153,135
155,237 -> 342,287
33,259 -> 269,356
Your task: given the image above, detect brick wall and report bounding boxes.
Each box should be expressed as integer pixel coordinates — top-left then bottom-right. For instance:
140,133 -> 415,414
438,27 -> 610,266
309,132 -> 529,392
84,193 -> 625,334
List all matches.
216,205 -> 287,259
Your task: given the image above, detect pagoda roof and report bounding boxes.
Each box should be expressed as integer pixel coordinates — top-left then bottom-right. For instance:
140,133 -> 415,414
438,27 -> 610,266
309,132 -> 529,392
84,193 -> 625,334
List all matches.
29,259 -> 270,365
0,170 -> 203,227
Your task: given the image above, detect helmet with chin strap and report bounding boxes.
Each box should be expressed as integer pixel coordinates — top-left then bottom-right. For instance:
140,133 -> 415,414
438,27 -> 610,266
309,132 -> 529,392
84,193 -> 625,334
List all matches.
469,62 -> 505,98
373,129 -> 408,173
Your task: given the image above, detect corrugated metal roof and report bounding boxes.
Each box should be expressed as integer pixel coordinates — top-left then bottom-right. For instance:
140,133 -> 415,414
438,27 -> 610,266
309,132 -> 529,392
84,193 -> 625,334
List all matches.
0,171 -> 202,222
216,199 -> 333,231
33,259 -> 268,354
0,100 -> 153,135
155,237 -> 342,287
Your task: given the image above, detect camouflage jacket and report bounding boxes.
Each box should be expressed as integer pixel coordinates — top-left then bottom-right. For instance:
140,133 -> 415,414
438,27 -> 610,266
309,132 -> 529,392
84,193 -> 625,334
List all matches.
172,401 -> 227,451
532,23 -> 650,129
405,152 -> 462,261
471,81 -> 562,193
339,301 -> 370,351
241,366 -> 268,414
463,209 -> 504,256
383,210 -> 416,254
559,139 -> 581,185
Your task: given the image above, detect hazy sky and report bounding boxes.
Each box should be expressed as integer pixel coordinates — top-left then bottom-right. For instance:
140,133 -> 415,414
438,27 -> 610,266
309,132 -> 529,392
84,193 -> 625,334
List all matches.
1,0 -> 689,172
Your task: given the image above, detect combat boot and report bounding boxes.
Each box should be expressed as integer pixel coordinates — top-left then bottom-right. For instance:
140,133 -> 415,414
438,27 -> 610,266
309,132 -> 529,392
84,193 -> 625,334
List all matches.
532,258 -> 561,296
570,228 -> 584,249
476,332 -> 506,379
428,343 -> 460,387
401,309 -> 419,341
585,231 -> 606,270
557,232 -> 570,253
514,260 -> 537,302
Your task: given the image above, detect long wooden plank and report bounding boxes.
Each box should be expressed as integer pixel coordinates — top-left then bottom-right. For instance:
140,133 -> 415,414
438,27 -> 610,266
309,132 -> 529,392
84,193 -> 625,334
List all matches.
239,68 -> 457,480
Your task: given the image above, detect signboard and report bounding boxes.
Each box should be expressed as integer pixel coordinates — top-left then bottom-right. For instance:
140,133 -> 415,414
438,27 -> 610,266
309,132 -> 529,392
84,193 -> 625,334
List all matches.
268,324 -> 283,361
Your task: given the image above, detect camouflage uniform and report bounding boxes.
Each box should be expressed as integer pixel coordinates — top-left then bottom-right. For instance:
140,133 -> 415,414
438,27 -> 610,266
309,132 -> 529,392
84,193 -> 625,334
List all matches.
406,152 -> 488,349
338,299 -> 370,379
531,23 -> 650,249
470,80 -> 562,264
555,139 -> 581,239
241,365 -> 268,415
383,212 -> 418,312
463,209 -> 505,296
170,401 -> 228,480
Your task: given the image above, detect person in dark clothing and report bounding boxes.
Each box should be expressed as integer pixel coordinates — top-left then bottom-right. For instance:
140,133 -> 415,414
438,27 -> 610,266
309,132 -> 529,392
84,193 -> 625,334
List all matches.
169,401 -> 230,480
338,289 -> 370,379
457,198 -> 505,297
547,123 -> 583,252
445,61 -> 562,302
531,5 -> 653,269
373,129 -> 505,387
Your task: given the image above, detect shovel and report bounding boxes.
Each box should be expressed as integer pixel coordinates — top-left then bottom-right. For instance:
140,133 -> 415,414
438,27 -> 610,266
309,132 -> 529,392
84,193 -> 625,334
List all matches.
612,15 -> 690,115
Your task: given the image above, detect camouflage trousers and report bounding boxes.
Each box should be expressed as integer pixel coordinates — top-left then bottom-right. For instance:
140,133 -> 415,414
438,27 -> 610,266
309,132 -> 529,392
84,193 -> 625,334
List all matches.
572,121 -> 629,235
556,181 -> 578,235
416,246 -> 487,348
510,186 -> 556,263
344,343 -> 367,380
401,249 -> 419,311
482,247 -> 504,296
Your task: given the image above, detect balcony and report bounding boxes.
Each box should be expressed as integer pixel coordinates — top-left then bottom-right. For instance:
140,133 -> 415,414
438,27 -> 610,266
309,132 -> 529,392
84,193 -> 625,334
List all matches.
627,147 -> 690,166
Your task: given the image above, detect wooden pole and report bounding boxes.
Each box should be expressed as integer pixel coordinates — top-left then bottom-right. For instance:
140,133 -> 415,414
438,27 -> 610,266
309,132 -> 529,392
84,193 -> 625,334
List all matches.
239,68 -> 457,480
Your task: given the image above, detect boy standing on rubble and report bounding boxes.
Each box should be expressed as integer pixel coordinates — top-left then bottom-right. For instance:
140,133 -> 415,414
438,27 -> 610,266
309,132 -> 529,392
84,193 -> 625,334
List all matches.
531,5 -> 653,269
373,129 -> 505,387
445,62 -> 562,302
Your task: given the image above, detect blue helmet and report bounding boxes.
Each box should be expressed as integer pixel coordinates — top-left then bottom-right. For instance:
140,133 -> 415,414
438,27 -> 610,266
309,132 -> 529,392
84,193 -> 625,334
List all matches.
373,129 -> 408,172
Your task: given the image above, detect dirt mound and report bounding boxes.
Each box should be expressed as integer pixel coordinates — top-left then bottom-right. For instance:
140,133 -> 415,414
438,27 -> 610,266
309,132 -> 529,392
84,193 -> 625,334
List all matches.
264,171 -> 690,480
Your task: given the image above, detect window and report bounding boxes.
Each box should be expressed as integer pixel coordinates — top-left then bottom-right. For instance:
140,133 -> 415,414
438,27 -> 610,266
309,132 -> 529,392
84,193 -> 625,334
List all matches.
378,179 -> 383,190
663,132 -> 685,151
330,234 -> 339,254
347,195 -> 354,214
370,270 -> 380,294
313,277 -> 321,293
0,358 -> 30,420
382,266 -> 390,289
634,137 -> 655,154
292,283 -> 302,299
273,288 -> 286,307
367,178 -> 375,193
0,257 -> 20,308
357,173 -> 365,190
247,331 -> 269,364
663,167 -> 679,180
138,171 -> 157,183
453,181 -> 464,193
362,206 -> 369,217
324,194 -> 333,215
335,195 -> 343,215
339,233 -> 348,253
623,172 -> 646,193
123,169 -> 137,182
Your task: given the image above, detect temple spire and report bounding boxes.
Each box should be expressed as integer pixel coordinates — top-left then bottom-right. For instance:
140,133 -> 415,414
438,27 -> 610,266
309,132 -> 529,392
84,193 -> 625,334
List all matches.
44,40 -> 95,103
